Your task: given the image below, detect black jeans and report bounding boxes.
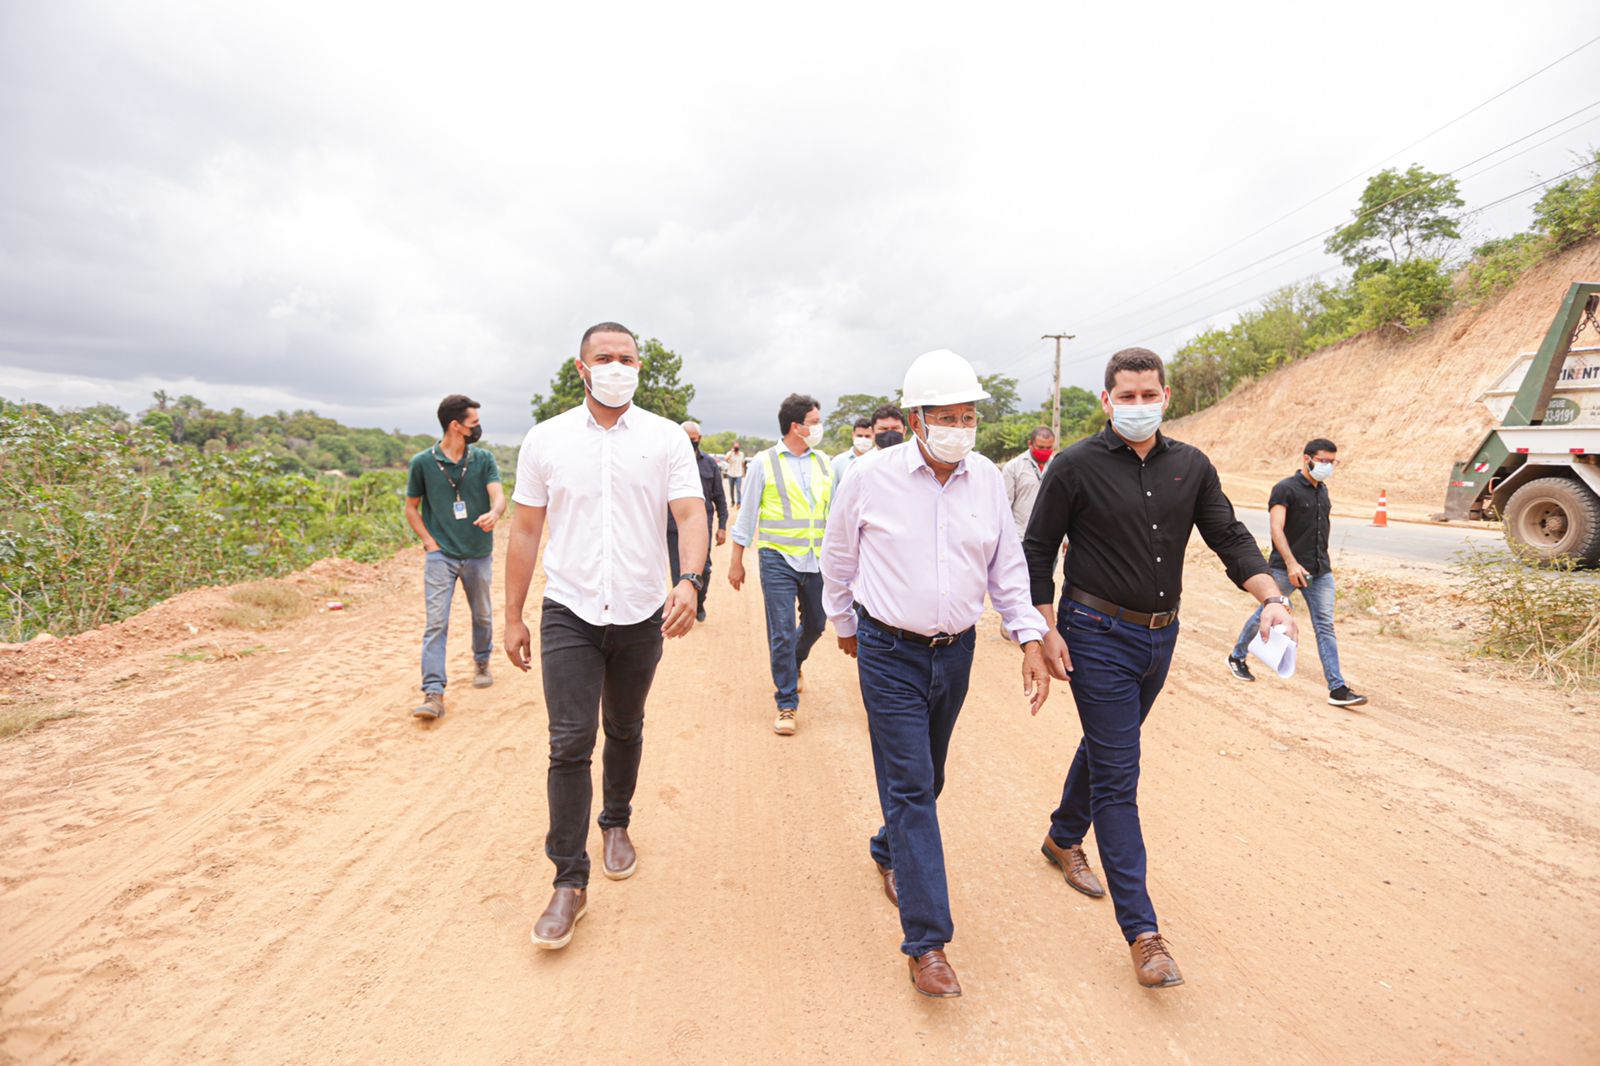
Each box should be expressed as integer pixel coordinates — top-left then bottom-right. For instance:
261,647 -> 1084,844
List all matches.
539,598 -> 664,889
666,529 -> 713,611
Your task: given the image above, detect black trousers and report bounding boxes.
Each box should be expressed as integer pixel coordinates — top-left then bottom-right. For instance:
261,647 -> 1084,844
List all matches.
538,598 -> 664,888
666,529 -> 713,611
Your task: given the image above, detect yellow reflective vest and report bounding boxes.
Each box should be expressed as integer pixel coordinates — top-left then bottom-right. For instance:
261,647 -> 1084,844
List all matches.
755,447 -> 832,557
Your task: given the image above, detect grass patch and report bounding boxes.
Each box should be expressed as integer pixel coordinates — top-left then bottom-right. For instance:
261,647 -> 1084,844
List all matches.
219,583 -> 306,630
1455,544 -> 1600,691
0,699 -> 83,739
172,644 -> 267,665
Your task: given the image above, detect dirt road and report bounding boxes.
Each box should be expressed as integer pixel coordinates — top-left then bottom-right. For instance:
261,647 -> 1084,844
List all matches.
1,529 -> 1596,1064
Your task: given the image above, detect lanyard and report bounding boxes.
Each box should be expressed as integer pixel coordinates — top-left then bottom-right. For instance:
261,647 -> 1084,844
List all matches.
431,446 -> 469,501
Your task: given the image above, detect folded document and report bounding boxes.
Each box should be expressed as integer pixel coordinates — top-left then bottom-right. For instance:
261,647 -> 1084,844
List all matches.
1247,624 -> 1297,679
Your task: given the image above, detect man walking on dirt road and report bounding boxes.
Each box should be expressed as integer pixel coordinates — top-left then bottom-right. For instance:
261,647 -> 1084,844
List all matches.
1227,439 -> 1368,707
1023,347 -> 1298,990
667,420 -> 728,623
405,394 -> 506,721
503,321 -> 708,951
822,349 -> 1052,1000
728,393 -> 833,736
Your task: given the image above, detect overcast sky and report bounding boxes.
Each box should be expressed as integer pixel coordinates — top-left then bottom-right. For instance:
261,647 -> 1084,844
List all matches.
2,2 -> 1597,442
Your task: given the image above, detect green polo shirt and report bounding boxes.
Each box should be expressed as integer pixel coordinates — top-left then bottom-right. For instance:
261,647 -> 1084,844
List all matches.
406,445 -> 502,559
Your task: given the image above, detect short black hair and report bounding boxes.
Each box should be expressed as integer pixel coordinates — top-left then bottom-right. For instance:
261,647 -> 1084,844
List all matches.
871,404 -> 905,427
437,394 -> 479,433
778,393 -> 820,436
1104,347 -> 1166,390
1030,425 -> 1056,445
853,417 -> 873,431
580,321 -> 637,355
1304,438 -> 1337,457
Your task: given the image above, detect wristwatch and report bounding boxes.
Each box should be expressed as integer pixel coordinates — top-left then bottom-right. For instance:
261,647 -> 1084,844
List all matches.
679,572 -> 706,593
1263,595 -> 1292,610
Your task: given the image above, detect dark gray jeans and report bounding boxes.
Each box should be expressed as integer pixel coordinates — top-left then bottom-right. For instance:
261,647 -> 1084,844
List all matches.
539,598 -> 664,888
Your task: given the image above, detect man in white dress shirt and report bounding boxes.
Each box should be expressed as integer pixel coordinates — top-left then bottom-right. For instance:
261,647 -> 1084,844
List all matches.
504,321 -> 708,951
821,348 -> 1052,999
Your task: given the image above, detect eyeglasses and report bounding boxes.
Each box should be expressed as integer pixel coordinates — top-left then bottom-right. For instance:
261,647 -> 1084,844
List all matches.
924,412 -> 979,428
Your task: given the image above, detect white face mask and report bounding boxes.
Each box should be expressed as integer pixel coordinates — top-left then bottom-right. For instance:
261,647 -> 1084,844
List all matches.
1309,460 -> 1335,482
852,435 -> 873,454
918,420 -> 976,464
1110,401 -> 1164,443
801,423 -> 824,450
584,361 -> 639,408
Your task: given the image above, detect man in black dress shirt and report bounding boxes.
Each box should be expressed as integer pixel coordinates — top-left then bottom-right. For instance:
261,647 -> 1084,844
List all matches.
1023,347 -> 1298,990
1227,439 -> 1368,706
668,421 -> 728,623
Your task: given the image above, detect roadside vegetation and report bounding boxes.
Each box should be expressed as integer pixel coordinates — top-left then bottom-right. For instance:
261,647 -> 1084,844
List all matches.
0,404 -> 416,642
1166,150 -> 1600,420
1457,544 -> 1600,690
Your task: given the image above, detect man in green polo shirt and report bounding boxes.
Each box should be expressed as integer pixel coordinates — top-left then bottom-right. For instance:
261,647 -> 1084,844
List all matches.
405,394 -> 505,721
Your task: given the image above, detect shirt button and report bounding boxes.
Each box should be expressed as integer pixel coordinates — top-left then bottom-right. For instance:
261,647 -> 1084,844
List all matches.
1146,491 -> 1152,496
1159,592 -> 1165,598
1151,524 -> 1158,530
1156,556 -> 1162,562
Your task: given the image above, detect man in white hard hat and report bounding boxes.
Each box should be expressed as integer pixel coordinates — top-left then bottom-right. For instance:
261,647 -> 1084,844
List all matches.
821,349 -> 1053,1000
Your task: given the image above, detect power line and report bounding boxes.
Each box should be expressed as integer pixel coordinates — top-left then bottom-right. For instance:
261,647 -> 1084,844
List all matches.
1067,34 -> 1600,331
1011,100 -> 1600,367
1047,158 -> 1600,382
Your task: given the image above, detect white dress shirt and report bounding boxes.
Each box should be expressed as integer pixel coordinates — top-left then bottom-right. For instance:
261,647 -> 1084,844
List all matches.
513,403 -> 703,626
821,441 -> 1045,642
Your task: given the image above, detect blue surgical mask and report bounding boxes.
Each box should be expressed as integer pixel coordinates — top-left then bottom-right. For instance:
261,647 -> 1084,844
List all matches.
1309,461 -> 1334,482
1111,402 -> 1163,443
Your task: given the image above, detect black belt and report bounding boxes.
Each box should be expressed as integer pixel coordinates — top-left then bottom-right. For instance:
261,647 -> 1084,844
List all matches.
855,606 -> 971,647
1066,588 -> 1179,630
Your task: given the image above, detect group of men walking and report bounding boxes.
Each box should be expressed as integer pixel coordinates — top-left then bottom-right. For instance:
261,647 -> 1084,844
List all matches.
399,322 -> 1369,996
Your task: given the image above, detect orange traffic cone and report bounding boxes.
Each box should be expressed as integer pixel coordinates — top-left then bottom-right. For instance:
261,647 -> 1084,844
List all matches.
1372,489 -> 1389,528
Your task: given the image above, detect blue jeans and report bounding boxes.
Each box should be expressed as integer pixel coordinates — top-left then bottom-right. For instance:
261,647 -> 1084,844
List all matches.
1232,568 -> 1345,690
729,476 -> 743,506
1049,599 -> 1179,943
421,552 -> 493,693
756,548 -> 825,710
856,615 -> 976,956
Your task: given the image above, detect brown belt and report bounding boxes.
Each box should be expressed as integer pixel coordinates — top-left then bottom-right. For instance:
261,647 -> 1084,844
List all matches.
1066,587 -> 1180,630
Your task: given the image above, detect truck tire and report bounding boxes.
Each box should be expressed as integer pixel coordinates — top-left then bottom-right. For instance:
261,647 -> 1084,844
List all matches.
1503,476 -> 1600,567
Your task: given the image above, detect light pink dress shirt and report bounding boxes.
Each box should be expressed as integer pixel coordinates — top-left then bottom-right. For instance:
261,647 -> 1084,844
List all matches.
820,441 -> 1046,643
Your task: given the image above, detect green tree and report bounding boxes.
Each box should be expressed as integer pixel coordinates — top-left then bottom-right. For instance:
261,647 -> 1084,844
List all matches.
1325,165 -> 1463,268
1531,149 -> 1600,250
530,337 -> 696,424
976,373 -> 1019,422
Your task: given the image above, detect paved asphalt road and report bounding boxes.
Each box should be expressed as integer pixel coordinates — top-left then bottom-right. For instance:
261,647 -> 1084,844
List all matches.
1235,509 -> 1504,567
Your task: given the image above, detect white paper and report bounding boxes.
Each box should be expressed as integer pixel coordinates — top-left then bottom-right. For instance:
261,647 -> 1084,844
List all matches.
1247,623 -> 1297,679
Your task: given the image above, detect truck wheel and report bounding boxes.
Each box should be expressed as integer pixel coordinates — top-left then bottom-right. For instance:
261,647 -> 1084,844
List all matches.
1503,476 -> 1600,567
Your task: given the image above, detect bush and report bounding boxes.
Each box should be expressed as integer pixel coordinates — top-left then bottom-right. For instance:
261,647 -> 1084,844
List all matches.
1347,258 -> 1455,334
1462,234 -> 1544,301
1531,149 -> 1600,251
1456,544 -> 1600,690
0,408 -> 414,641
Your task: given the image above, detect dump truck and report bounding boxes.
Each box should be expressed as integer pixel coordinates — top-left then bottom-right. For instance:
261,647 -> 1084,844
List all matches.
1441,281 -> 1600,565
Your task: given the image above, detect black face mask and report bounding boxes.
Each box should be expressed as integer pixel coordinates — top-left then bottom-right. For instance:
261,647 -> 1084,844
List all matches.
691,441 -> 702,454
464,424 -> 482,444
874,430 -> 904,449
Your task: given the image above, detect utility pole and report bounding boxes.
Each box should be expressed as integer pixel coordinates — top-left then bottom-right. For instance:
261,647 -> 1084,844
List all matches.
1042,333 -> 1075,441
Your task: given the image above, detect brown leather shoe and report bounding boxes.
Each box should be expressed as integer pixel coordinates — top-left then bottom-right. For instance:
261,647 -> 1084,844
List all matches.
531,888 -> 587,950
1041,836 -> 1106,898
875,862 -> 898,907
602,827 -> 637,881
907,950 -> 962,998
411,692 -> 444,720
1130,931 -> 1184,988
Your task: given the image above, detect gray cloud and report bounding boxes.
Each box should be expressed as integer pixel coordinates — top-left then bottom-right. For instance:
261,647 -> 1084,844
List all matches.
2,1 -> 1595,437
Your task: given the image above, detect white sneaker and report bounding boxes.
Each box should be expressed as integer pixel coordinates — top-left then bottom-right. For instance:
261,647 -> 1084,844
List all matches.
773,708 -> 798,736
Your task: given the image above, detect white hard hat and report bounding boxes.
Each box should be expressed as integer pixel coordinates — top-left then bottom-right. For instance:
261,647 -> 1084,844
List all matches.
901,349 -> 991,408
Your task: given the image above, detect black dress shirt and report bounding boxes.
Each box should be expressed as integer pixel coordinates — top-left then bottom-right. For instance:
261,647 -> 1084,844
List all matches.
1267,470 -> 1332,576
1023,425 -> 1268,613
668,450 -> 728,534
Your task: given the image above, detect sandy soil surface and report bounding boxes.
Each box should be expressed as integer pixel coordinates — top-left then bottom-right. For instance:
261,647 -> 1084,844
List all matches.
1168,238 -> 1600,525
1,528 -> 1596,1064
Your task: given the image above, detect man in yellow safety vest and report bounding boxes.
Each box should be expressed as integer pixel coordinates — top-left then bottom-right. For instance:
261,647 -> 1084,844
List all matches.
728,393 -> 832,736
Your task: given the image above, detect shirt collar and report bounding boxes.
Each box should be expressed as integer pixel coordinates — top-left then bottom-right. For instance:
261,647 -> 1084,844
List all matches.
584,402 -> 634,431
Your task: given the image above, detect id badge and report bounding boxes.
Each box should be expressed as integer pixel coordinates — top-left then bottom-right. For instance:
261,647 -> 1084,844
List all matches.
452,500 -> 468,520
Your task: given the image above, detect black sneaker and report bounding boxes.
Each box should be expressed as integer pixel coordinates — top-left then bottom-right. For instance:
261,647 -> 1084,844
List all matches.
1328,686 -> 1368,707
1226,656 -> 1255,682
